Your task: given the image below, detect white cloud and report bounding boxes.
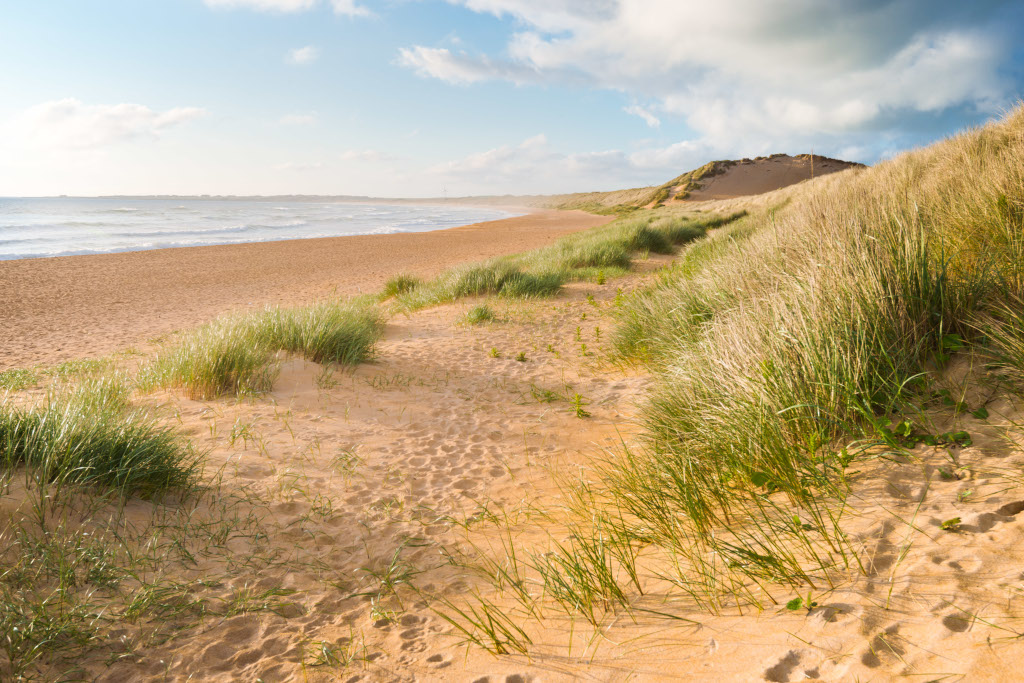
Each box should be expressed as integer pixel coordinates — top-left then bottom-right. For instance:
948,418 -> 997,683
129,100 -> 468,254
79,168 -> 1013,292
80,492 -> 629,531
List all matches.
204,0 -> 317,11
204,0 -> 369,15
340,149 -> 396,162
286,46 -> 319,66
397,46 -> 546,85
330,0 -> 371,17
15,98 -> 204,150
429,134 -> 641,193
400,1 -> 1017,159
280,113 -> 317,125
624,104 -> 659,128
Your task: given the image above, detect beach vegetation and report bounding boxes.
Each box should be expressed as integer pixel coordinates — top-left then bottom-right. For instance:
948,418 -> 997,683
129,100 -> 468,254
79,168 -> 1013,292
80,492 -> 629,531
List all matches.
383,273 -> 422,298
392,210 -> 744,311
533,104 -> 1024,610
0,375 -> 198,495
0,368 -> 39,391
464,303 -> 497,324
142,299 -> 383,399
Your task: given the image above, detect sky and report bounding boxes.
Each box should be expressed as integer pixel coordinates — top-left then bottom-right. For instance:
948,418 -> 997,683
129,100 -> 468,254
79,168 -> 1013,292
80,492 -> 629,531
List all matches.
1,0 -> 1022,197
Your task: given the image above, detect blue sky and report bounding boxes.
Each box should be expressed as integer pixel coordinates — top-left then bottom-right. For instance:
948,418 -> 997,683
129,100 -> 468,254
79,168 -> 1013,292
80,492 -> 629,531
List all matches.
1,0 -> 1022,197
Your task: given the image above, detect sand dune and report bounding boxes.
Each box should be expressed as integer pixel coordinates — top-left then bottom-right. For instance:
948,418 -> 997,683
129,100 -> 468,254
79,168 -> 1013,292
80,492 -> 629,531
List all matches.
674,154 -> 863,202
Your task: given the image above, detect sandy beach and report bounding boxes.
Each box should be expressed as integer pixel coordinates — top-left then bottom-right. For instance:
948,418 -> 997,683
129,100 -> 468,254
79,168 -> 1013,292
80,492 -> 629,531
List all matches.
0,209 -> 609,370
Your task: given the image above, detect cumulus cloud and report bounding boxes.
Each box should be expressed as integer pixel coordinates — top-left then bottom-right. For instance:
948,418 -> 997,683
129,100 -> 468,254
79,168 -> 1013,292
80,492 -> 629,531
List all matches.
330,0 -> 371,17
400,1 -> 1019,160
286,46 -> 319,65
204,0 -> 369,15
624,104 -> 660,128
396,46 -> 547,85
429,134 -> 645,193
204,0 -> 317,11
17,98 -> 204,149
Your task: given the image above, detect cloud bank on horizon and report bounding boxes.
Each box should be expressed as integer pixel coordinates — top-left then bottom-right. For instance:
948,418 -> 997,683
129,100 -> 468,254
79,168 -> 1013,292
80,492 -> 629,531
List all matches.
0,0 -> 1021,196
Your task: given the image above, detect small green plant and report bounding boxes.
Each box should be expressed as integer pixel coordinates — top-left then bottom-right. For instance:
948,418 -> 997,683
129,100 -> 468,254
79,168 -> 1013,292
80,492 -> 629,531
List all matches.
546,344 -> 555,353
596,271 -> 606,285
940,517 -> 962,531
464,304 -> 496,325
613,287 -> 624,307
334,446 -> 363,476
489,347 -> 501,358
530,385 -> 560,403
575,326 -> 582,342
595,326 -> 601,341
785,591 -> 818,612
305,631 -> 368,669
580,343 -> 590,356
971,405 -> 989,419
515,352 -> 527,362
957,489 -> 974,502
586,293 -> 596,306
570,393 -> 590,418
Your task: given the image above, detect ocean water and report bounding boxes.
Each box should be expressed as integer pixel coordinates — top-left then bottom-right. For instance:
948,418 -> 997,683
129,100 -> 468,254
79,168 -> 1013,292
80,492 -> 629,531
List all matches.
0,198 -> 521,261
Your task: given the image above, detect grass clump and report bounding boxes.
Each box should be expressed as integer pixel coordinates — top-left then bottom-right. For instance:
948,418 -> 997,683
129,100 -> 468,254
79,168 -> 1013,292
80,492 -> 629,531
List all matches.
545,105 -> 1024,609
0,376 -> 198,495
0,368 -> 39,391
142,318 -> 277,400
464,304 -> 497,325
383,273 -> 422,298
144,300 -> 383,399
394,210 -> 742,311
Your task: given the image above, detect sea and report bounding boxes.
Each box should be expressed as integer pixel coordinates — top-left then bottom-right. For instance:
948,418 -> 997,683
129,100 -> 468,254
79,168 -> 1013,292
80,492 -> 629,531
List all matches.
0,197 -> 521,261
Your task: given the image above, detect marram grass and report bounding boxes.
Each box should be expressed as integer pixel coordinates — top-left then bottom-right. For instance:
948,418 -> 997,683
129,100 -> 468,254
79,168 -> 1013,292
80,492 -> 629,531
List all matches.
394,210 -> 743,311
142,299 -> 383,399
536,104 -> 1024,614
0,375 -> 198,495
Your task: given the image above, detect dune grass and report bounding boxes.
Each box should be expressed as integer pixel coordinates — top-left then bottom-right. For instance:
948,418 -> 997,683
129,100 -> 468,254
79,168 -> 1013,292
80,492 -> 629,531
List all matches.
0,375 -> 198,495
393,210 -> 743,311
520,105 -> 1024,613
143,299 -> 383,400
383,273 -> 422,298
464,303 -> 497,325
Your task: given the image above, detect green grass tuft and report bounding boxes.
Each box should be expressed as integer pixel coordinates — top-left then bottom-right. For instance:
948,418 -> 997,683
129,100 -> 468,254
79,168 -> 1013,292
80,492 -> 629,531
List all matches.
143,300 -> 382,399
383,273 -> 422,298
464,304 -> 497,325
0,376 -> 198,494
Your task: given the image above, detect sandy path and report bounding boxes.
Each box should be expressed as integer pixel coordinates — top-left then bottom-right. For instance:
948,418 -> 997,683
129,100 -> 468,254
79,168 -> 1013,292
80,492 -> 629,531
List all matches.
0,209 -> 610,370
5,248 -> 1024,680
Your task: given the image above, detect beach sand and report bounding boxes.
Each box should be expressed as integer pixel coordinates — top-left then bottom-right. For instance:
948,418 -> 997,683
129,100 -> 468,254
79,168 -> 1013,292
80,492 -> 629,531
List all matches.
0,208 -> 609,370
4,207 -> 1024,681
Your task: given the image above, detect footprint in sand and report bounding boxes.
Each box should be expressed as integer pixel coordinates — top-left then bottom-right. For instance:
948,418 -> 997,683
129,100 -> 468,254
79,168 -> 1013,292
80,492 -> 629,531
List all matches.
763,649 -> 804,682
942,613 -> 971,632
